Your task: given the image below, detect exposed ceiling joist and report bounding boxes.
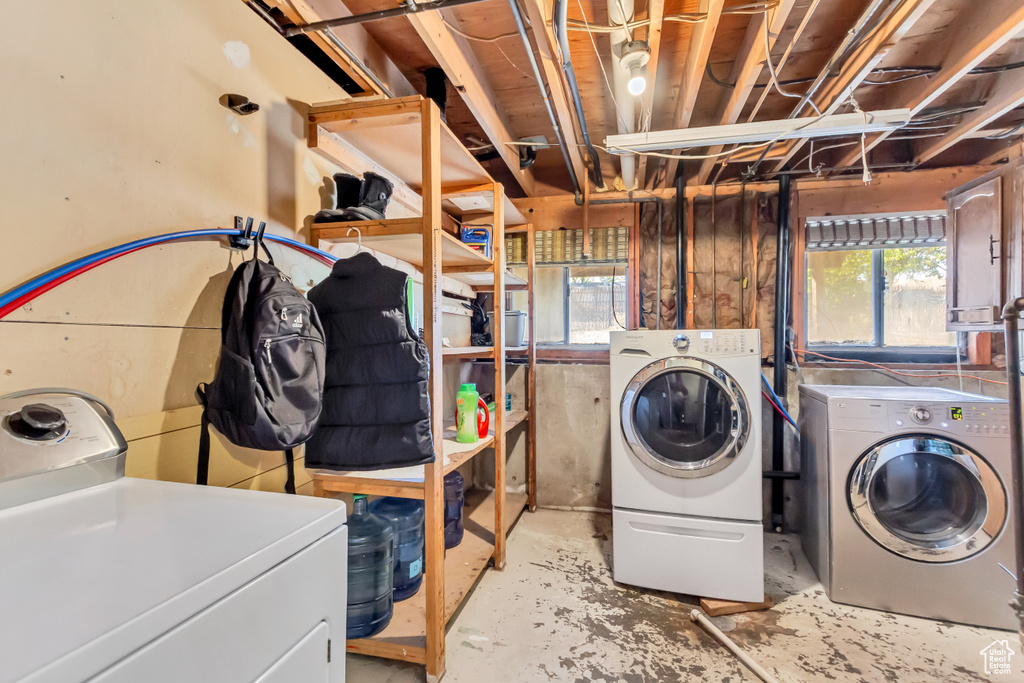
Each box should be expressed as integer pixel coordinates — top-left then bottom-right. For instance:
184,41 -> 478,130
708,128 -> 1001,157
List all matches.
768,0 -> 939,174
694,0 -> 799,185
267,0 -> 415,96
521,0 -> 587,194
406,10 -> 538,196
658,0 -> 725,189
635,0 -> 665,189
915,72 -> 1024,163
834,0 -> 1024,169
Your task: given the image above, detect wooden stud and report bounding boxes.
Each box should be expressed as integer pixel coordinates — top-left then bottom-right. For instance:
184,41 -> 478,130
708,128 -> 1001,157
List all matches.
686,199 -> 696,328
916,72 -> 1024,164
770,0 -> 940,174
526,221 -> 538,512
420,98 -> 447,683
407,13 -> 537,196
661,0 -> 725,188
520,0 -> 589,193
695,0 -> 799,185
834,1 -> 1024,169
968,332 -> 993,366
635,0 -> 665,189
629,203 -> 640,329
492,182 -> 508,570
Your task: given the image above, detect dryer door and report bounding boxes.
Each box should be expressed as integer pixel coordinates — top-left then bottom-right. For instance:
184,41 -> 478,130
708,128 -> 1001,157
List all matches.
848,435 -> 1007,562
620,357 -> 750,479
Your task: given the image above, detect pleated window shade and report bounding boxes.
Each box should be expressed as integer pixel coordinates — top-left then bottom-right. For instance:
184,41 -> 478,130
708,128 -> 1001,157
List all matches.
805,211 -> 946,252
506,227 -> 629,265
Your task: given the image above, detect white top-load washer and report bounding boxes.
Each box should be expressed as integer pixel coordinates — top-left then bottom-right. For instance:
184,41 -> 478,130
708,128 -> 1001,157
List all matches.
611,330 -> 764,602
0,391 -> 348,683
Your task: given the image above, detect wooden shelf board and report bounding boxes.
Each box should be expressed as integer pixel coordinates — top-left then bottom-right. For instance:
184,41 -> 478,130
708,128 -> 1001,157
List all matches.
345,489 -> 529,661
452,269 -> 528,290
503,409 -> 529,432
308,98 -> 526,227
442,346 -> 495,360
310,223 -> 492,270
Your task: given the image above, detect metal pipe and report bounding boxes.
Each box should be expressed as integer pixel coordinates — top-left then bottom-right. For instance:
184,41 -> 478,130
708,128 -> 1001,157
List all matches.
771,173 -> 792,532
1001,297 -> 1024,637
676,175 -> 686,328
506,0 -> 582,199
553,0 -> 606,189
690,610 -> 780,683
590,196 -> 663,328
656,198 -> 663,329
283,0 -> 488,36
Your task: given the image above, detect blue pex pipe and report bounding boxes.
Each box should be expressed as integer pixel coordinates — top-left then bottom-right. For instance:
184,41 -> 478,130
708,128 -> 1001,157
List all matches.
0,229 -> 338,312
761,372 -> 799,430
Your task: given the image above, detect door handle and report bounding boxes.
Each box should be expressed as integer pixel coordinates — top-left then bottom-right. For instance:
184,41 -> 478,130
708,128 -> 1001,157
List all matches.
990,235 -> 1001,265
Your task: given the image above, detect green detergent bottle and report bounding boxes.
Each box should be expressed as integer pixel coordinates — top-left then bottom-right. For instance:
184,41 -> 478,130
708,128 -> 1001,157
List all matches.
456,383 -> 480,443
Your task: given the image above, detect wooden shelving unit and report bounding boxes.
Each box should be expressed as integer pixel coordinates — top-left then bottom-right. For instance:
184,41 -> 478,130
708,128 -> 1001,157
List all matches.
304,96 -> 537,681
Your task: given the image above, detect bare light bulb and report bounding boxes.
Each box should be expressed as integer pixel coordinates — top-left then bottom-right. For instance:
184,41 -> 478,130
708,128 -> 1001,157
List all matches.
627,64 -> 646,96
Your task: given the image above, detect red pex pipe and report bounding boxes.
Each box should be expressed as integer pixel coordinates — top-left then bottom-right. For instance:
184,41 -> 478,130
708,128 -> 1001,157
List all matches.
0,231 -> 337,321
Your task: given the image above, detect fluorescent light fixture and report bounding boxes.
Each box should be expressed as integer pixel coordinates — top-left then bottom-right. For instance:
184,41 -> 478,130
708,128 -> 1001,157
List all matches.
604,109 -> 911,154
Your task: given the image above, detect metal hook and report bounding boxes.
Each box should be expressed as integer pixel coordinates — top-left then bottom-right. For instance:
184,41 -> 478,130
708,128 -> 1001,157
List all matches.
346,226 -> 363,253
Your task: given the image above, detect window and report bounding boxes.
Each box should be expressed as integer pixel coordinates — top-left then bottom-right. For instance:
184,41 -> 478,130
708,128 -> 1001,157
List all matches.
804,212 -> 958,361
508,228 -> 629,345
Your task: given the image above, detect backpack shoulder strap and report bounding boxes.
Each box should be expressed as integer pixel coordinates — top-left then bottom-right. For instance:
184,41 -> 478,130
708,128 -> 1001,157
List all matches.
196,383 -> 211,486
284,448 -> 296,495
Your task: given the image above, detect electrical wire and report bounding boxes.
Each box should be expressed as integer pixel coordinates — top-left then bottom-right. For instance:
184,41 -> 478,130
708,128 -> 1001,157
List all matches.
792,348 -> 1008,385
985,119 -> 1024,140
563,2 -> 779,31
439,15 -> 520,42
575,0 -> 631,134
762,13 -> 817,112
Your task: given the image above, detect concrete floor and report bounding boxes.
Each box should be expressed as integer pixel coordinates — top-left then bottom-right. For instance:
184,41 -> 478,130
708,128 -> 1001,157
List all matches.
347,510 -> 1018,682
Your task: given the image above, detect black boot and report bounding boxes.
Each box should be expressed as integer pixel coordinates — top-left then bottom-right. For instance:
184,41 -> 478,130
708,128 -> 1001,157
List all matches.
349,172 -> 393,221
334,173 -> 362,210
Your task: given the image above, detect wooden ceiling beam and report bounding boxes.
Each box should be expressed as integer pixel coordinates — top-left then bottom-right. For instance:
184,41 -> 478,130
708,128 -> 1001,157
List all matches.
658,0 -> 725,189
520,0 -> 588,195
915,72 -> 1024,164
834,0 -> 1024,169
407,10 -> 537,196
265,0 -> 415,97
768,0 -> 939,174
694,0 -> 799,186
635,0 -> 666,189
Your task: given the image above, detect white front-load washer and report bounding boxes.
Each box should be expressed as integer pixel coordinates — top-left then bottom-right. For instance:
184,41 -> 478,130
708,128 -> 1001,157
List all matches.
799,384 -> 1017,630
611,330 -> 764,602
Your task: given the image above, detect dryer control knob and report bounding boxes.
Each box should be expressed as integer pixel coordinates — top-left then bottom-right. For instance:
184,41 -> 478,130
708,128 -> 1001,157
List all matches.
910,407 -> 932,424
673,334 -> 690,352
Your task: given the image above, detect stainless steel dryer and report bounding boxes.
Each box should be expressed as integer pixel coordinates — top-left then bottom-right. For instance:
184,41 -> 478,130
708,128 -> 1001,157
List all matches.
799,384 -> 1016,630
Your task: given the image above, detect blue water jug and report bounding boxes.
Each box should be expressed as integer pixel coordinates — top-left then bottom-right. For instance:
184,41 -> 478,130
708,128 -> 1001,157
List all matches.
346,494 -> 394,638
444,471 -> 465,548
369,497 -> 425,601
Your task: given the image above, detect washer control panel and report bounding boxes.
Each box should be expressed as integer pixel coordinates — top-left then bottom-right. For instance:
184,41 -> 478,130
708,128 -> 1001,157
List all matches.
693,330 -> 760,356
888,401 -> 1009,436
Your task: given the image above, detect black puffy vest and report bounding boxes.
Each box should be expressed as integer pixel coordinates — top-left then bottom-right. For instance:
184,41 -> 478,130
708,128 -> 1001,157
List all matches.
305,252 -> 435,470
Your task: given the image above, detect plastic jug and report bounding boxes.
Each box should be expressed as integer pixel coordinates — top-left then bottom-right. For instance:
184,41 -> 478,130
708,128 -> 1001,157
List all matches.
369,497 -> 425,601
346,494 -> 395,638
455,384 -> 490,443
444,471 -> 465,548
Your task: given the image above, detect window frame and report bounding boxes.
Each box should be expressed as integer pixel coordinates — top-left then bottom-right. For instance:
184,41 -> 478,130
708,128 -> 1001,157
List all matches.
803,244 -> 961,364
533,263 -> 629,347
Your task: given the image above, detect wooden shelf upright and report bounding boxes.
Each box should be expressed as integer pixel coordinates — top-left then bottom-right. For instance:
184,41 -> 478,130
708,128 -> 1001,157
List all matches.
303,96 -> 536,682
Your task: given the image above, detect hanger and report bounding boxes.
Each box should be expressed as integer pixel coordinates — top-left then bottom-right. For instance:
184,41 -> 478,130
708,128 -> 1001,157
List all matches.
347,226 -> 363,254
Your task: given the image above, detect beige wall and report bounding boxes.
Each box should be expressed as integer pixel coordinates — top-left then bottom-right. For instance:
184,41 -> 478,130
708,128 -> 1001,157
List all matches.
0,0 -> 361,491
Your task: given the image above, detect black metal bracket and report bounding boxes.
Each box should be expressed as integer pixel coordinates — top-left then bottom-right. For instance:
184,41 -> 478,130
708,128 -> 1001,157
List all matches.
229,216 -> 255,250
762,471 -> 800,480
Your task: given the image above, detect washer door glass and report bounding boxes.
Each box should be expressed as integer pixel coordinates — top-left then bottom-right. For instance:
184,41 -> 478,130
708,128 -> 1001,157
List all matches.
849,436 -> 1006,562
621,358 -> 749,478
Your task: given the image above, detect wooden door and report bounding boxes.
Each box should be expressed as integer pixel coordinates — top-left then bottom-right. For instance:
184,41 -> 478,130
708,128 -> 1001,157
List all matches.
947,177 -> 1003,329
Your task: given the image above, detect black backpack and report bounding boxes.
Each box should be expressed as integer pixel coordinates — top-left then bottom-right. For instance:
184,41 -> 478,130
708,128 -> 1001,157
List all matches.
196,227 -> 326,494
